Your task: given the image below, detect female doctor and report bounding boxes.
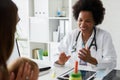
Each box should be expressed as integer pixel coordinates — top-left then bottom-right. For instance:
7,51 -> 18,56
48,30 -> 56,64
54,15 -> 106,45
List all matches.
55,0 -> 117,70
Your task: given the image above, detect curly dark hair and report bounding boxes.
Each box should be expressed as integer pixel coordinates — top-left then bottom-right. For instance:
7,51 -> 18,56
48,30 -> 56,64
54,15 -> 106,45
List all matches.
73,0 -> 105,25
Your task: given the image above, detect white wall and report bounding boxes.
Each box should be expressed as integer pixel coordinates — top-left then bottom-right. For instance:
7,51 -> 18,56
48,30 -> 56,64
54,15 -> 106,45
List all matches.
13,0 -> 29,39
99,0 -> 120,69
13,0 -> 29,56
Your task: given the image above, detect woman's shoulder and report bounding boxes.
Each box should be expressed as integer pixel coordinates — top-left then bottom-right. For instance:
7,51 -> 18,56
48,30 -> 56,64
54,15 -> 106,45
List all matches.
96,27 -> 112,38
96,27 -> 111,35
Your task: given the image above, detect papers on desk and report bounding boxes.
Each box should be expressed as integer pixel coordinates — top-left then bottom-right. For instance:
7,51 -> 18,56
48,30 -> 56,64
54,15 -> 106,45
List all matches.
88,68 -> 113,80
95,69 -> 112,79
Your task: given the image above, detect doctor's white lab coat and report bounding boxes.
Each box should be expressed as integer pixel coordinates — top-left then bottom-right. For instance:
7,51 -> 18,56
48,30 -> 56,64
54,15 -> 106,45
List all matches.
58,27 -> 117,70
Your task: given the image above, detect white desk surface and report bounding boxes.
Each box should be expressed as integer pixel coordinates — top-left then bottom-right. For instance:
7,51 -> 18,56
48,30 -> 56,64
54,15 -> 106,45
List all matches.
38,65 -> 72,80
38,64 -> 95,80
38,64 -> 114,80
29,59 -> 113,80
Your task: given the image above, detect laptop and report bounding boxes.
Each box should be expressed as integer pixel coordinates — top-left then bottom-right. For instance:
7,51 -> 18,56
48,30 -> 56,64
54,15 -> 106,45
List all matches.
7,39 -> 51,76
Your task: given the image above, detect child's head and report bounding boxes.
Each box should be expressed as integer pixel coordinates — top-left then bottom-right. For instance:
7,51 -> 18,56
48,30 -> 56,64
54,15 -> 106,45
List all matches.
8,57 -> 39,79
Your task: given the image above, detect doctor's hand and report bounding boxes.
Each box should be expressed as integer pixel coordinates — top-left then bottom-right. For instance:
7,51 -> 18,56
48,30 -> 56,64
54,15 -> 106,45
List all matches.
78,47 -> 98,65
57,52 -> 71,65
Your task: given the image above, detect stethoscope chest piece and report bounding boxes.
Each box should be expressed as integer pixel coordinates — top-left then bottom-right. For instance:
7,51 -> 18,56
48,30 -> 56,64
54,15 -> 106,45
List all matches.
71,42 -> 77,53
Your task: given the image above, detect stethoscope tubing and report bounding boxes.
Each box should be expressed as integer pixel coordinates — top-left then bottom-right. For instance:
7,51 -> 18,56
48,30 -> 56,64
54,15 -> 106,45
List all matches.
72,27 -> 97,53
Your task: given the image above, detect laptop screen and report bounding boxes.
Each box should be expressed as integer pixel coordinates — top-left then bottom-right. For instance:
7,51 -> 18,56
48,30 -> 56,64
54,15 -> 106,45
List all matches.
7,39 -> 20,64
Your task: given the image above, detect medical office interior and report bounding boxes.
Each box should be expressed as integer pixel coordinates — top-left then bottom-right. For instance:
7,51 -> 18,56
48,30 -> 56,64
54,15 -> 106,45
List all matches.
11,0 -> 120,79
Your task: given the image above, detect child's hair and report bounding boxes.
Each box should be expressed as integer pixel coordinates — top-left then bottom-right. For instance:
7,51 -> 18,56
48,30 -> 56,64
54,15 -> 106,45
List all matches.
8,57 -> 38,78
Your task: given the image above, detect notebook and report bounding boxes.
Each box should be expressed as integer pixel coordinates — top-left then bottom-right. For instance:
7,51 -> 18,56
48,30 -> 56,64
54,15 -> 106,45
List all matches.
7,39 -> 51,76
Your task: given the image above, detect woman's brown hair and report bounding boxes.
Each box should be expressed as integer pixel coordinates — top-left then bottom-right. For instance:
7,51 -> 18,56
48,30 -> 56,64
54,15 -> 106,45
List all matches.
0,0 -> 18,62
0,0 -> 18,79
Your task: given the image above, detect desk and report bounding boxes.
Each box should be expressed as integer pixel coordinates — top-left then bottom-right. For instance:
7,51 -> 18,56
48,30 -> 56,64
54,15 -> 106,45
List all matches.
102,69 -> 120,80
38,65 -> 120,80
38,64 -> 73,80
38,64 -> 93,80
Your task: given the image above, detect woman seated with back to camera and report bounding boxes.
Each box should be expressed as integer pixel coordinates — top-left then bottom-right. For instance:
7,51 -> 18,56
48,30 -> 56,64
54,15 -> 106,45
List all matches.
0,0 -> 39,80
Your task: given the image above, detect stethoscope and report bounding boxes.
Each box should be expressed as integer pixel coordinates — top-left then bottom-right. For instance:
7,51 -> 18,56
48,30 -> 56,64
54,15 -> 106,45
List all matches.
71,27 -> 97,53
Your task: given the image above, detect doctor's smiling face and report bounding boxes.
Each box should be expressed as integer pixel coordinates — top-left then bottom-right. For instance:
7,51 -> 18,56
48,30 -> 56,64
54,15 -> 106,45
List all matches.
77,11 -> 95,35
